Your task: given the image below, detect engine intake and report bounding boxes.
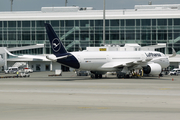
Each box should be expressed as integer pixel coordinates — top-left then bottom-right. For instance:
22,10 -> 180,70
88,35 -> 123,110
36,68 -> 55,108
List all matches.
143,63 -> 162,75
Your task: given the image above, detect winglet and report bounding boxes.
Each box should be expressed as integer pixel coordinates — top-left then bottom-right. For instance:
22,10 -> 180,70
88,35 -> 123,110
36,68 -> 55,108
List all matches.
4,48 -> 17,57
169,48 -> 176,58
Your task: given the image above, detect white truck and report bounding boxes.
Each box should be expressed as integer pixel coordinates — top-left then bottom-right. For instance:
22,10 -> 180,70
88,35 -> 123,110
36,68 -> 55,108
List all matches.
169,68 -> 180,75
24,67 -> 33,73
4,67 -> 19,74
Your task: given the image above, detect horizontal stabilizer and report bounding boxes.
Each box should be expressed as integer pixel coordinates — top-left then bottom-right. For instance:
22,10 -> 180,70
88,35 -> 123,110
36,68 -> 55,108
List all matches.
46,54 -> 72,61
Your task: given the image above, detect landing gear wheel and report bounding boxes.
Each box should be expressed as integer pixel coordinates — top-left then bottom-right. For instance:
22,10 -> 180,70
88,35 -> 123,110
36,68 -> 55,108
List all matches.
117,74 -> 121,78
91,74 -> 95,78
91,74 -> 103,79
95,74 -> 98,78
117,74 -> 126,78
98,74 -> 102,78
125,74 -> 130,78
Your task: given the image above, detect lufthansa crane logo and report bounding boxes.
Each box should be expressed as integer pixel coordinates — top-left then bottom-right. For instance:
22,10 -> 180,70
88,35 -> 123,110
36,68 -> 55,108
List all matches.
52,38 -> 61,52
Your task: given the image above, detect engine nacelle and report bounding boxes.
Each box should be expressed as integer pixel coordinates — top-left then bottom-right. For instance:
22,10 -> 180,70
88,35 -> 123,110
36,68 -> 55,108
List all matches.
143,63 -> 162,75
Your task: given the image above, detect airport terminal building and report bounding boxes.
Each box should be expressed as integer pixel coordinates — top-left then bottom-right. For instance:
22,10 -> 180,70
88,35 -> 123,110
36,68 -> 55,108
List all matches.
0,4 -> 180,71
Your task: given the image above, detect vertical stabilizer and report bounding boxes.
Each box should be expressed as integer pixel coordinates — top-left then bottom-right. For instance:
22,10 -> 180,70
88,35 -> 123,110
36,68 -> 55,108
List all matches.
44,23 -> 67,55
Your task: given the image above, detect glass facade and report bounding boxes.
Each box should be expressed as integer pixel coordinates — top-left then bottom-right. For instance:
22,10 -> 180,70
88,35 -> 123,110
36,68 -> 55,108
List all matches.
0,18 -> 180,54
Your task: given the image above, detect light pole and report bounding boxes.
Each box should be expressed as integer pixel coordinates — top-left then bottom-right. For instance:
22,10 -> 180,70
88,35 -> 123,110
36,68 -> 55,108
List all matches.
103,0 -> 105,45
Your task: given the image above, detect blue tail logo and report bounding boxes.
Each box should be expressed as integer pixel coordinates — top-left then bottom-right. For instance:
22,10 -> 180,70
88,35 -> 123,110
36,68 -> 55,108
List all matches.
52,38 -> 61,52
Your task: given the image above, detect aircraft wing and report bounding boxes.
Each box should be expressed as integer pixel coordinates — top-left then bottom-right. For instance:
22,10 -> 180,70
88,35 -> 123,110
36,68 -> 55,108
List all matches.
4,48 -> 48,61
101,58 -> 152,68
5,48 -> 72,61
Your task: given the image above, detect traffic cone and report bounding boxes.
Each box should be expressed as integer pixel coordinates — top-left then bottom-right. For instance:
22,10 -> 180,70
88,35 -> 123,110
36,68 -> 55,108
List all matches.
172,78 -> 174,81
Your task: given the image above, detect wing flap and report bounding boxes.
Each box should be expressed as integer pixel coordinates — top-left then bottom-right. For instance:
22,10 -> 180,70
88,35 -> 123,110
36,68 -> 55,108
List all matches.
101,62 -> 124,68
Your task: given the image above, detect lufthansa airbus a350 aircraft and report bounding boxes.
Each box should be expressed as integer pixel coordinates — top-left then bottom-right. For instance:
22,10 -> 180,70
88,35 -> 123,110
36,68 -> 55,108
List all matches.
44,23 -> 170,78
5,23 -> 171,78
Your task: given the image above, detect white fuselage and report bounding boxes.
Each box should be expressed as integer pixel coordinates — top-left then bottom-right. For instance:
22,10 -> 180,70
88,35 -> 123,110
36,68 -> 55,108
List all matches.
71,51 -> 169,72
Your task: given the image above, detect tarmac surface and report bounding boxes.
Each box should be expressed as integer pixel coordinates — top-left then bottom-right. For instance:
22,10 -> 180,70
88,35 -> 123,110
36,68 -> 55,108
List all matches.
0,71 -> 180,120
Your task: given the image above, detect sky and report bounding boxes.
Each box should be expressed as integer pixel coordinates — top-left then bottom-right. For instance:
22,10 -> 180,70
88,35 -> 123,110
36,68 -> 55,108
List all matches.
0,0 -> 180,11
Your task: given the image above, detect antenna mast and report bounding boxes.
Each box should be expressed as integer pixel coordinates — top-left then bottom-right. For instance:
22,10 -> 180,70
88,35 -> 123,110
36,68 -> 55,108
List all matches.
65,0 -> 68,6
10,0 -> 13,11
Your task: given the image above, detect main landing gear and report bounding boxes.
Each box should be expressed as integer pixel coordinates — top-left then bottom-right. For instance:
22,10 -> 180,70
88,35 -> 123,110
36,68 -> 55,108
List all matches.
90,71 -> 105,79
116,73 -> 130,78
90,74 -> 102,79
116,69 -> 144,79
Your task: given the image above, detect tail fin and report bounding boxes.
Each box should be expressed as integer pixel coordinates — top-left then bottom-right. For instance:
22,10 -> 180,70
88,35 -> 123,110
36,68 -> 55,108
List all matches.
44,23 -> 67,55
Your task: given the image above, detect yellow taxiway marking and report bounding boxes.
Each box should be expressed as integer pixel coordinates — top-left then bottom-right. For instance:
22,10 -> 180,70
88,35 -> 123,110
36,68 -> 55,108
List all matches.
160,88 -> 171,90
79,107 -> 110,110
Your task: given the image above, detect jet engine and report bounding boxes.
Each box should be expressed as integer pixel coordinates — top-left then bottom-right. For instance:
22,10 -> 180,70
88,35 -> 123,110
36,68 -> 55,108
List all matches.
143,63 -> 162,75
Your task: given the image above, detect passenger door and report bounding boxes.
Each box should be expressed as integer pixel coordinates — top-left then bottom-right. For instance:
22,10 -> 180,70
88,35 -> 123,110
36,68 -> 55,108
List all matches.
106,55 -> 111,62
